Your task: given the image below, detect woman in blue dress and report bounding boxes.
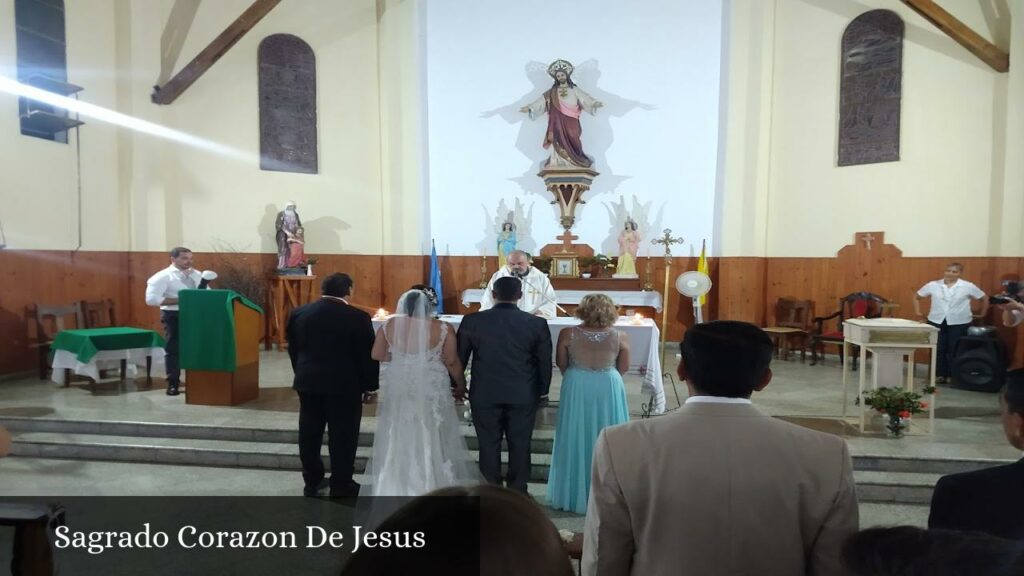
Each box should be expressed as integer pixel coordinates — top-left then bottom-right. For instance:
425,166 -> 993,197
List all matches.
547,293 -> 630,513
497,221 -> 517,269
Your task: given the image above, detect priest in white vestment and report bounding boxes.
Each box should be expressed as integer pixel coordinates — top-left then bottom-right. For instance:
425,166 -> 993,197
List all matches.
480,250 -> 558,318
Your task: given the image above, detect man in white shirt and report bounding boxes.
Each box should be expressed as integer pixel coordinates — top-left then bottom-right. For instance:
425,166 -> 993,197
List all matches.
583,321 -> 858,575
913,263 -> 988,384
145,247 -> 203,396
480,250 -> 557,318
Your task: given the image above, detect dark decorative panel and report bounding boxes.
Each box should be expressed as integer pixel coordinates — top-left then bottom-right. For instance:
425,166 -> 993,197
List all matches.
258,34 -> 318,174
838,10 -> 904,166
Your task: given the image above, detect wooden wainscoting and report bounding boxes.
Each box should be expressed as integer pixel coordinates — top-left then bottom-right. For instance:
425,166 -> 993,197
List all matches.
3,245 -> 1024,375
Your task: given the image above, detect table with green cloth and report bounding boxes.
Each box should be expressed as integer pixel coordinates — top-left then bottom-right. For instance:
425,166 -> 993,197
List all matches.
50,327 -> 166,385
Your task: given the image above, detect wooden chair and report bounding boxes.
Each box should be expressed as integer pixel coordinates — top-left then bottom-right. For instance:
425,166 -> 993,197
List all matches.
764,298 -> 812,362
82,299 -> 116,328
29,303 -> 84,380
810,291 -> 889,368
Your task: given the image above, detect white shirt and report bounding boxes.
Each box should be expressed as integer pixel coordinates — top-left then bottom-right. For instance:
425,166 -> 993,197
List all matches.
479,267 -> 557,318
917,279 -> 985,325
685,396 -> 752,405
145,264 -> 203,311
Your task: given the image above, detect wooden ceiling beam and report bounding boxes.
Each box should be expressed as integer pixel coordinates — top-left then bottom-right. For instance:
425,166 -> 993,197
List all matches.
152,0 -> 283,105
901,0 -> 1009,72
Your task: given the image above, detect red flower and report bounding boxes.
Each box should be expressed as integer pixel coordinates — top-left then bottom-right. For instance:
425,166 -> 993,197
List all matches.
920,402 -> 928,409
879,409 -> 887,414
898,410 -> 911,418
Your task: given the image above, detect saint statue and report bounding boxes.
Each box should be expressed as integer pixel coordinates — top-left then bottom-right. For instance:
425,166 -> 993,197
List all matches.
275,201 -> 302,270
614,218 -> 640,279
520,59 -> 603,169
497,212 -> 518,269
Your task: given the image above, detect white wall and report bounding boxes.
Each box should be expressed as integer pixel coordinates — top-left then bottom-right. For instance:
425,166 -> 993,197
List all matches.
719,0 -> 1024,257
423,0 -> 723,259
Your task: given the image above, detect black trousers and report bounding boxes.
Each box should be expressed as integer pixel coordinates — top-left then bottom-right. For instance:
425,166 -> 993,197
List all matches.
931,321 -> 970,378
297,392 -> 362,492
160,310 -> 180,385
472,403 -> 538,494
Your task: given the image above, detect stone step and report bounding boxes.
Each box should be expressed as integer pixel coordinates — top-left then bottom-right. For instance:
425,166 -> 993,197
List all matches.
8,432 -> 554,483
0,416 -> 556,453
9,432 -> 952,505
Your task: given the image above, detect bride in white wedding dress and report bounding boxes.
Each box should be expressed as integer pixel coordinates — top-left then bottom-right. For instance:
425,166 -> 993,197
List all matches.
368,289 -> 481,496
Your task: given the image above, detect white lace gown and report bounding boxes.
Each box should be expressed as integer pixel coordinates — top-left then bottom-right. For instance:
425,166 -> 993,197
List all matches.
368,322 -> 481,496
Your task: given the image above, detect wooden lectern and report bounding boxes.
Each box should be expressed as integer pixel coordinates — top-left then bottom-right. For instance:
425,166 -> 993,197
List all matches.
179,289 -> 263,406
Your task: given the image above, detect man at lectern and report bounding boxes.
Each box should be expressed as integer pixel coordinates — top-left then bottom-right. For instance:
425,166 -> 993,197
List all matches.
480,250 -> 557,318
145,247 -> 202,396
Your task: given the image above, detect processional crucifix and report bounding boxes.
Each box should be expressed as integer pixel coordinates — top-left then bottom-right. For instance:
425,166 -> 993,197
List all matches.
652,229 -> 685,367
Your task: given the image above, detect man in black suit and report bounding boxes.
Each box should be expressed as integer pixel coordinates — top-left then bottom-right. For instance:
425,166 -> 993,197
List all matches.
929,369 -> 1024,539
287,273 -> 379,498
457,276 -> 552,494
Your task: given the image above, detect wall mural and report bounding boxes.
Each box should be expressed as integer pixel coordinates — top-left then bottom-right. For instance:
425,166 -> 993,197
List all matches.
838,10 -> 904,167
258,34 -> 318,174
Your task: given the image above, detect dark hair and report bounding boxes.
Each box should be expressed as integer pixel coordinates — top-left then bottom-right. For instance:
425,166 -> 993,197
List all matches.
842,526 -> 1024,576
680,321 -> 773,398
1003,369 -> 1024,416
321,273 -> 353,298
492,277 -> 523,302
403,290 -> 424,315
947,262 -> 964,272
169,247 -> 192,258
341,484 -> 572,576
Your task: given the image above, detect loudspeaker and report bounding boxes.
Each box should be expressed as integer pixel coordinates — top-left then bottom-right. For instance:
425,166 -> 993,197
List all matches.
952,335 -> 1007,393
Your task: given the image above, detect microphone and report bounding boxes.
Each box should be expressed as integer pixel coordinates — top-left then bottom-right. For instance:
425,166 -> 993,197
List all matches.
198,270 -> 218,289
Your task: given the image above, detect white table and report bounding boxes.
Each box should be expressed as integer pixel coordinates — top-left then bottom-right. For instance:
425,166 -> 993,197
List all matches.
50,348 -> 166,385
460,289 -> 663,312
842,318 -> 938,433
373,315 -> 666,415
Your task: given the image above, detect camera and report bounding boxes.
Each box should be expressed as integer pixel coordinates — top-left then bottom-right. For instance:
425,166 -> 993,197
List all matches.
989,280 -> 1022,304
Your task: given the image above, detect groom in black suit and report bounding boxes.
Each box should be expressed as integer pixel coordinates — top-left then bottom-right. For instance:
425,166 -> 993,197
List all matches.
287,273 -> 379,498
458,276 -> 552,493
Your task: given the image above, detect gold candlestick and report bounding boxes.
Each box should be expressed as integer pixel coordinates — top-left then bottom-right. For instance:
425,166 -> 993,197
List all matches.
642,256 -> 654,291
479,256 -> 488,289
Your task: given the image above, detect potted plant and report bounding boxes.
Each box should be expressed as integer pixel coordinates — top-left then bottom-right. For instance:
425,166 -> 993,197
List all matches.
577,256 -> 597,278
532,256 -> 553,275
862,386 -> 933,436
593,254 -> 616,278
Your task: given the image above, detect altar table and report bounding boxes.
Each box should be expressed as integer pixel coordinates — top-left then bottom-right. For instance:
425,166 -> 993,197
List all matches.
460,289 -> 663,312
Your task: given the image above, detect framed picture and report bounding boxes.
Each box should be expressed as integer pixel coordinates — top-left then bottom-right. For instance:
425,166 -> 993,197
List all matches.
551,255 -> 578,278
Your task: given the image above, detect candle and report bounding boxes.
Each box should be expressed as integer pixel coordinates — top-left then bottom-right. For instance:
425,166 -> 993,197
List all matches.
374,308 -> 389,319
631,312 -> 644,325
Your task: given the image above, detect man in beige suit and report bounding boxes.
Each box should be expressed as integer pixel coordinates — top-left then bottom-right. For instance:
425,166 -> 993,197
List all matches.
583,321 -> 858,576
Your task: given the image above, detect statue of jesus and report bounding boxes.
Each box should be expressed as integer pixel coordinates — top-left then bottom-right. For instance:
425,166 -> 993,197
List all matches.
520,59 -> 603,169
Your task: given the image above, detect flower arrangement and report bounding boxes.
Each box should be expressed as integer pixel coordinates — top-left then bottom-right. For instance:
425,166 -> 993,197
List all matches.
862,387 -> 931,436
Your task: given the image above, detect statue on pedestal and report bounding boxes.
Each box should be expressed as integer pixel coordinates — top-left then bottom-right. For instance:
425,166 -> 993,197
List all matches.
520,59 -> 603,169
614,218 -> 640,278
497,212 -> 518,269
275,201 -> 306,274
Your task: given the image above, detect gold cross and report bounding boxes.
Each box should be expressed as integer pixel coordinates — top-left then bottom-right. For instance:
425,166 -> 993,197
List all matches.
651,229 -> 685,263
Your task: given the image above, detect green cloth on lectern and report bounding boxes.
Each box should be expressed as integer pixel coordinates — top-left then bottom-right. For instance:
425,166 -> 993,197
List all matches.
51,327 -> 166,363
179,289 -> 264,371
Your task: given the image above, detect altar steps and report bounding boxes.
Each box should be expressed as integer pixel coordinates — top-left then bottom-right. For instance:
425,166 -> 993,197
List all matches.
1,416 -> 1011,505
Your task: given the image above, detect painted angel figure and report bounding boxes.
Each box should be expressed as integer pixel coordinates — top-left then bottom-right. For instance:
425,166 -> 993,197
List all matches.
519,59 -> 603,169
614,218 -> 640,278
